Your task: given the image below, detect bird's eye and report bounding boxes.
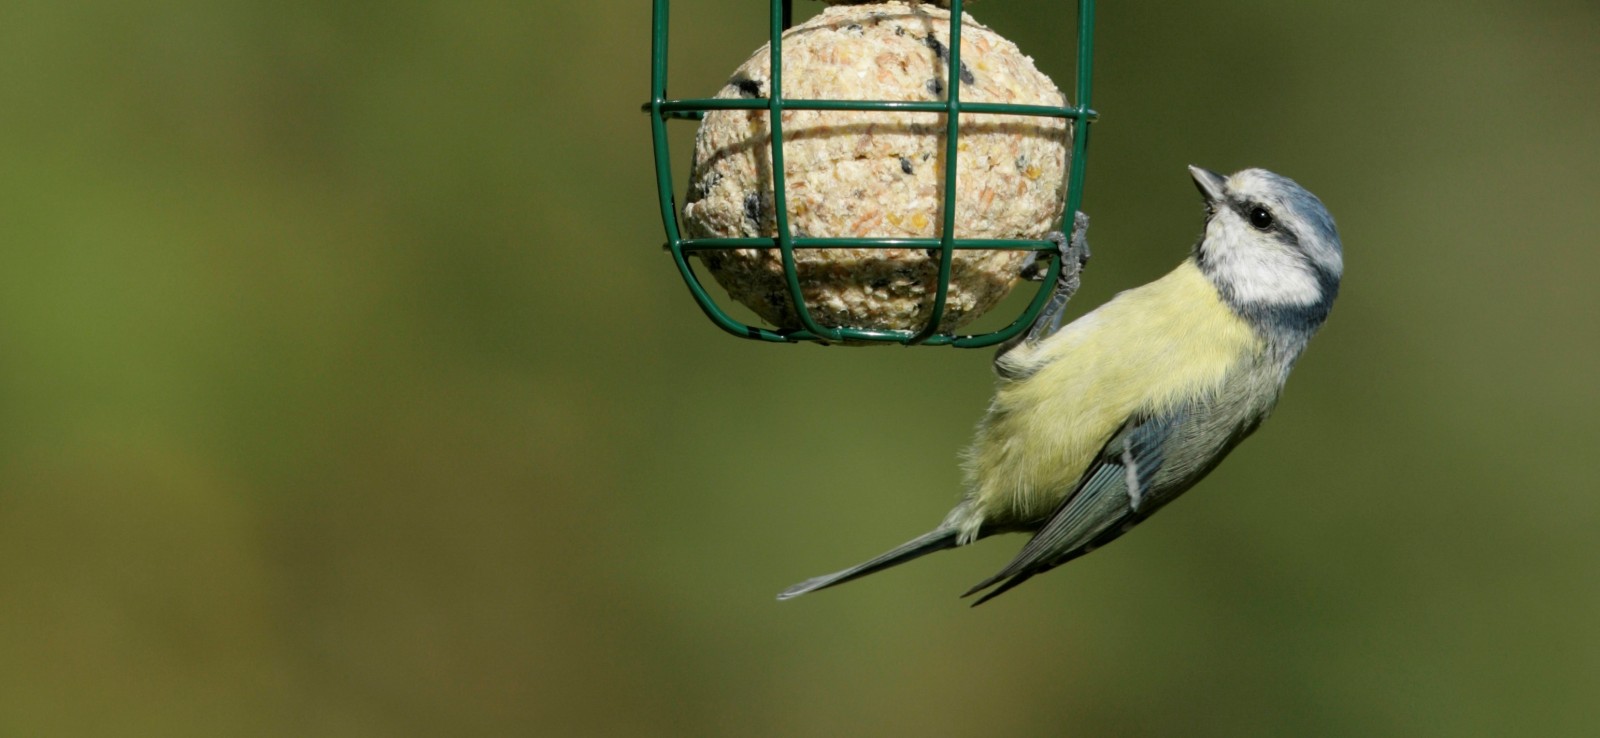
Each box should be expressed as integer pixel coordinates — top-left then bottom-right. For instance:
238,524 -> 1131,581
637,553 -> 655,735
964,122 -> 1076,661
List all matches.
1248,206 -> 1274,230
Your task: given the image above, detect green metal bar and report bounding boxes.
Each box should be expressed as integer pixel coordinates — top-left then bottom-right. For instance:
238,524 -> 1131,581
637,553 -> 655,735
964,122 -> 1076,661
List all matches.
652,0 -> 797,343
667,237 -> 792,342
950,254 -> 1062,348
654,102 -> 1097,126
908,0 -> 964,345
666,243 -> 1061,347
657,98 -> 1094,118
648,0 -> 676,244
769,0 -> 843,342
677,237 -> 1058,251
1064,0 -> 1094,222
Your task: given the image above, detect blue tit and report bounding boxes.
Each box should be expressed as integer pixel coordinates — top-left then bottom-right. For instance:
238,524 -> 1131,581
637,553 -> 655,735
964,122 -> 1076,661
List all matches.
780,166 -> 1343,605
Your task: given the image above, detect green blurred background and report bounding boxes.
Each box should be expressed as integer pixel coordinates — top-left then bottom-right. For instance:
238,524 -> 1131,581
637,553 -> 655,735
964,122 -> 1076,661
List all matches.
0,0 -> 1596,735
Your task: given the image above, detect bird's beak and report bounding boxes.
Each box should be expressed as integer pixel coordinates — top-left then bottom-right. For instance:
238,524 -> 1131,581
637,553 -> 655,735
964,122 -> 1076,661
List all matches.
1189,165 -> 1227,206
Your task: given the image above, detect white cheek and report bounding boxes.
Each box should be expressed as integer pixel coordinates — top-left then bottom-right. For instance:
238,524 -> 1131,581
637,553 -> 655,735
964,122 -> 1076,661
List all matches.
1206,218 -> 1323,306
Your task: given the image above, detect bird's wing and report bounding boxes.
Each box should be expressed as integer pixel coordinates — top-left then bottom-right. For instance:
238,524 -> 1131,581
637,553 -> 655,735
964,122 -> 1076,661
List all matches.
964,412 -> 1183,606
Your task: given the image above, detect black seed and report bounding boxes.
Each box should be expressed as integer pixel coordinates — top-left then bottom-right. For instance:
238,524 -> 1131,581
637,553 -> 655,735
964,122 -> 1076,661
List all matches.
900,157 -> 914,174
927,77 -> 944,96
925,248 -> 942,259
923,36 -> 948,62
743,192 -> 764,224
844,23 -> 863,34
732,77 -> 764,98
894,25 -> 905,36
694,170 -> 722,198
959,61 -> 975,85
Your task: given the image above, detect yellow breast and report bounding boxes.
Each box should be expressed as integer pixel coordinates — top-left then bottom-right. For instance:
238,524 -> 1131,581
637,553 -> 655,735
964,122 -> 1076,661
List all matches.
963,260 -> 1262,527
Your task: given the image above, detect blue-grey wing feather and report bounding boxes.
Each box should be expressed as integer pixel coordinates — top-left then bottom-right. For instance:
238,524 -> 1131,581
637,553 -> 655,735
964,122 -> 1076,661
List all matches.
965,411 -> 1186,605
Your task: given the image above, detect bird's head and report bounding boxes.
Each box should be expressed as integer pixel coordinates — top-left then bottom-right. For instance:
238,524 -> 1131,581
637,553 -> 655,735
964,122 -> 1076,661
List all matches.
1188,166 -> 1342,338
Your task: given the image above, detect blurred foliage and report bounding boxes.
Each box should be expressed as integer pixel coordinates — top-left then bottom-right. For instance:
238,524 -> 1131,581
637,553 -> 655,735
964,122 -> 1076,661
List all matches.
0,0 -> 1596,735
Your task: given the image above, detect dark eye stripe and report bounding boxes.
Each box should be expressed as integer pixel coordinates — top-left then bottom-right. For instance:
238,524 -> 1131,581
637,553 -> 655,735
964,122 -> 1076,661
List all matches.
1227,197 -> 1298,247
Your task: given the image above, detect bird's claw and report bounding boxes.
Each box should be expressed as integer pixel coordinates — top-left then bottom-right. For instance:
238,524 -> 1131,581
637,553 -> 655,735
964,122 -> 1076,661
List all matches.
1069,211 -> 1091,266
1019,213 -> 1091,282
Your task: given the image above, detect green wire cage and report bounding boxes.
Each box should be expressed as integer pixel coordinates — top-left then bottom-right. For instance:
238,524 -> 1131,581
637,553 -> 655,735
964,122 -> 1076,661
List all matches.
647,0 -> 1097,346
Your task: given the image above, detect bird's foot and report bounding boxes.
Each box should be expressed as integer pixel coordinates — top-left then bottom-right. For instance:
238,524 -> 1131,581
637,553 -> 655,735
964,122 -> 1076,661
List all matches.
1019,212 -> 1091,282
1022,212 -> 1090,343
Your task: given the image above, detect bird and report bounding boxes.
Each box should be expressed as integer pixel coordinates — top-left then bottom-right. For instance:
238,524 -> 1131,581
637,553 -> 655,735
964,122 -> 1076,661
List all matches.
779,166 -> 1343,605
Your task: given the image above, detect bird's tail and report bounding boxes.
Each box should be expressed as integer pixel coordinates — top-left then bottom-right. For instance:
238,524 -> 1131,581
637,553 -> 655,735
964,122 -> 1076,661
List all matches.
777,527 -> 963,600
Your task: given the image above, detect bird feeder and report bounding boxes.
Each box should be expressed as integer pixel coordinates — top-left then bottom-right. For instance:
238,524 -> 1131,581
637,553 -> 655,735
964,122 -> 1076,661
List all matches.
647,0 -> 1097,346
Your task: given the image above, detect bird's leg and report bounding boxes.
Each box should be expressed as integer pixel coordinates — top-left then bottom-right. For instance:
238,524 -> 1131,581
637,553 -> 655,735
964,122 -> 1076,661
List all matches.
995,212 -> 1090,369
1028,212 -> 1092,341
